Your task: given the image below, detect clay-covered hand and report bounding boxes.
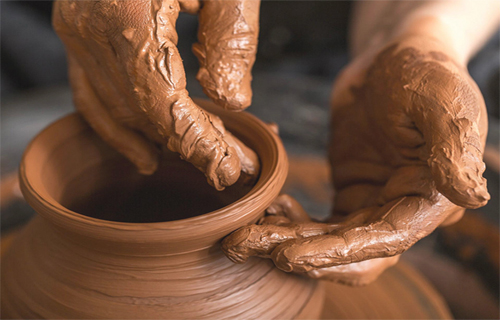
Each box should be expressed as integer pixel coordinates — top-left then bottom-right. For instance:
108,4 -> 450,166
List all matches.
222,194 -> 400,286
52,0 -> 260,190
222,36 -> 490,285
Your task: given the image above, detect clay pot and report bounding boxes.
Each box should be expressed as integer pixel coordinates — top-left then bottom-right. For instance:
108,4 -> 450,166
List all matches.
1,99 -> 324,319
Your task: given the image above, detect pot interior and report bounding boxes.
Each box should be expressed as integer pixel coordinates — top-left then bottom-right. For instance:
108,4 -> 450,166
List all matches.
38,127 -> 255,223
65,156 -> 253,223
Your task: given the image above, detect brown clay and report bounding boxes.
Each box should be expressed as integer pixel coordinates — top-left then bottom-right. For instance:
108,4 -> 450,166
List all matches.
193,0 -> 259,111
222,35 -> 490,284
1,100 -> 323,318
52,0 -> 260,190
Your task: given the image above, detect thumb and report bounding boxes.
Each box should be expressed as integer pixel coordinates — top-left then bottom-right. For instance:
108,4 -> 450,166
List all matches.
410,70 -> 489,208
266,194 -> 312,223
193,0 -> 259,111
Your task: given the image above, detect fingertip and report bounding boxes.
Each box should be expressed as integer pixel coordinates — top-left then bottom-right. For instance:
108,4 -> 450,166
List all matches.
222,131 -> 260,185
136,157 -> 159,175
219,91 -> 252,112
221,227 -> 252,263
223,248 -> 249,264
214,147 -> 241,188
225,226 -> 253,248
465,178 -> 490,208
271,243 -> 294,272
203,143 -> 241,191
456,184 -> 490,209
207,178 -> 225,192
435,180 -> 490,209
198,68 -> 252,111
430,156 -> 490,209
137,166 -> 156,176
194,0 -> 257,112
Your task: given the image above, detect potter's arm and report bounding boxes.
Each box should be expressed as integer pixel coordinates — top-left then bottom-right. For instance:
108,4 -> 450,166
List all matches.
350,0 -> 500,65
344,0 -> 500,209
53,0 -> 260,191
222,0 -> 500,286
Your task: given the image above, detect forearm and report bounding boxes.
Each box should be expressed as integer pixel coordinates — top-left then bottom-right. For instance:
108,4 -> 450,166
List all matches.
350,0 -> 500,65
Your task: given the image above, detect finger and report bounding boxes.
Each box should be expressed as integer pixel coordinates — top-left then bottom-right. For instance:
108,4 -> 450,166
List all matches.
258,194 -> 311,224
439,206 -> 465,227
266,194 -> 312,222
409,68 -> 489,208
67,54 -> 160,175
208,112 -> 260,184
258,215 -> 292,226
378,165 -> 468,227
271,195 -> 457,272
193,0 -> 260,111
60,0 -> 244,190
110,0 -> 244,190
306,256 -> 400,286
221,222 -> 339,264
164,97 -> 242,190
219,131 -> 259,184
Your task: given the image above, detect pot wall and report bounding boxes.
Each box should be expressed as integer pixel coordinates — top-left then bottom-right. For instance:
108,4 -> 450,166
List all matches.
2,216 -> 321,318
1,100 -> 324,319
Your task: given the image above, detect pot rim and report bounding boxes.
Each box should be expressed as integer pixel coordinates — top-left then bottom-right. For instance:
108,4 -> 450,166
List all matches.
19,99 -> 288,245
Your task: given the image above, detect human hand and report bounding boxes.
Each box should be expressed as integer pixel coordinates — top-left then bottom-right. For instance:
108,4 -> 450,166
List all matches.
222,194 -> 400,286
222,35 -> 490,285
52,0 -> 260,190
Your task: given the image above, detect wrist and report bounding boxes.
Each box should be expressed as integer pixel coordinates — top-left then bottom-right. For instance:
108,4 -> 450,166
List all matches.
353,11 -> 468,67
352,0 -> 500,67
390,15 -> 468,67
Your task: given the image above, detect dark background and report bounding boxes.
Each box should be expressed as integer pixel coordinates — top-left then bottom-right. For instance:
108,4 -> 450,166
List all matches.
1,1 -> 499,318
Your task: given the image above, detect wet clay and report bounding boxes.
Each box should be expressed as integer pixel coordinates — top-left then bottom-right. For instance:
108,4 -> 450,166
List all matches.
193,0 -> 259,110
1,101 -> 325,319
52,0 -> 260,190
222,38 -> 490,283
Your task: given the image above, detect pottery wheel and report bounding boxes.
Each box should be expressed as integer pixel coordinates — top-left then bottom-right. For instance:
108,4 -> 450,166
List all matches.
317,261 -> 451,319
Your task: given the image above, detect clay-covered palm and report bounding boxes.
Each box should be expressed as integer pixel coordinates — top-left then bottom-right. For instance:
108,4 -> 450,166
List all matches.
222,37 -> 490,285
52,0 -> 259,190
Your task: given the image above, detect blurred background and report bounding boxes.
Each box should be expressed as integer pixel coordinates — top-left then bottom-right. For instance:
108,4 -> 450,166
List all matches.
1,1 -> 499,318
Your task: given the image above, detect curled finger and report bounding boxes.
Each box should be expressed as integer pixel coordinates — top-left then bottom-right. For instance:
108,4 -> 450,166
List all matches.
222,222 -> 338,264
271,195 -> 457,273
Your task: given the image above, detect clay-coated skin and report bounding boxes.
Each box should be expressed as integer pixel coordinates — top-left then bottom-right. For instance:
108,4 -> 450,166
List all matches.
223,34 -> 490,285
52,0 -> 260,190
193,0 -> 258,110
